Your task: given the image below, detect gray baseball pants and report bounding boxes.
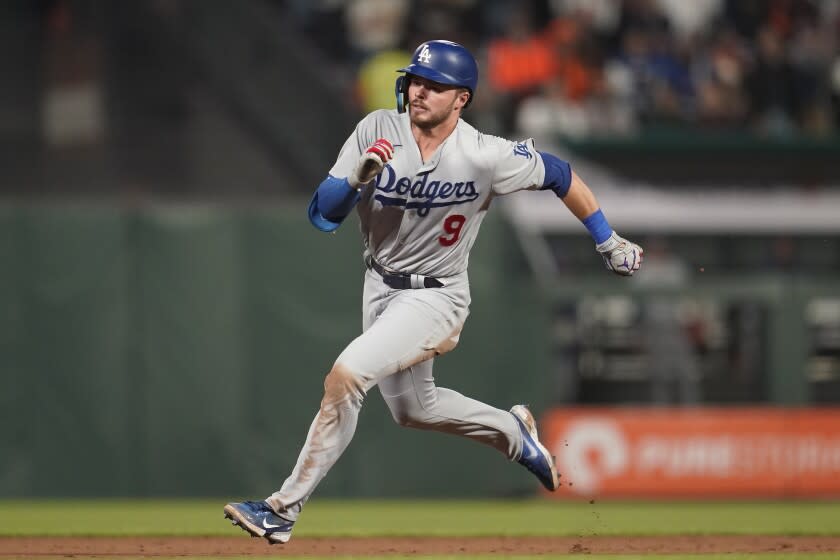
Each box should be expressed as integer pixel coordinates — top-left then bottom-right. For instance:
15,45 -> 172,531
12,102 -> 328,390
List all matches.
266,268 -> 522,520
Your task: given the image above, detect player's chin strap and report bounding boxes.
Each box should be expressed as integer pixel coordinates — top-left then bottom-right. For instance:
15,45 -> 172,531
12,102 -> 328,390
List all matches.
395,76 -> 407,113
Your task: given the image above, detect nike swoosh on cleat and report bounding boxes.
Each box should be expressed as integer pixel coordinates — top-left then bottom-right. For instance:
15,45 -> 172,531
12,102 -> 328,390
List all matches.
522,441 -> 540,459
262,518 -> 282,529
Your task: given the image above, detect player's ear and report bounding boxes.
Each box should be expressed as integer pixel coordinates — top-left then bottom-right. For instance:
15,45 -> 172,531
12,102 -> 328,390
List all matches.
455,88 -> 470,111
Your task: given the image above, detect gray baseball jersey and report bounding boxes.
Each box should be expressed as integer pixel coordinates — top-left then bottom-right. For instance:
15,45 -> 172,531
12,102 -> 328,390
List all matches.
329,109 -> 546,277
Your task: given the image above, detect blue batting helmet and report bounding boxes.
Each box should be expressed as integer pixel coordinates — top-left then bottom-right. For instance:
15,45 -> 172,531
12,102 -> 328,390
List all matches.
395,40 -> 479,113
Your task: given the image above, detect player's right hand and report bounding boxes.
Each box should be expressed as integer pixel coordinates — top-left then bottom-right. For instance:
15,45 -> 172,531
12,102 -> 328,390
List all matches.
349,138 -> 394,189
595,232 -> 643,276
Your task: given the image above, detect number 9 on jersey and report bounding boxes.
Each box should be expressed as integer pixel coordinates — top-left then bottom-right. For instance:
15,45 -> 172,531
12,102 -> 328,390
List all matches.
439,214 -> 466,247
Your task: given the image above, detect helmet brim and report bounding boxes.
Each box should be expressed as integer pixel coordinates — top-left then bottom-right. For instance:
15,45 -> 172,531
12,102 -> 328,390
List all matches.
397,65 -> 471,91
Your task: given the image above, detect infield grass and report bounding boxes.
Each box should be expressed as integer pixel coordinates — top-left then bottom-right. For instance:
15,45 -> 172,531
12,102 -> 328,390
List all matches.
25,556 -> 839,560
1,499 -> 839,537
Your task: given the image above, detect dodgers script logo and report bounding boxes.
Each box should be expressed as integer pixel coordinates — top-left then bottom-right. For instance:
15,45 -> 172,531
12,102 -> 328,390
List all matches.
374,165 -> 480,217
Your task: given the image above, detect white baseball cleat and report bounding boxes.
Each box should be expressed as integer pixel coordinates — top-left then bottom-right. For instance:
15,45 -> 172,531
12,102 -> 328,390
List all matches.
510,404 -> 561,491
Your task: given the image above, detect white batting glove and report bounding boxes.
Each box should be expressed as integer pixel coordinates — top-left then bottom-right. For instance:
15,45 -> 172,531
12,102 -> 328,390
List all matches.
348,138 -> 394,189
595,232 -> 643,276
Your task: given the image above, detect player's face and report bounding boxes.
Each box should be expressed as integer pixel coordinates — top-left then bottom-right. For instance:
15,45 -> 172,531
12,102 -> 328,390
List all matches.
407,76 -> 469,130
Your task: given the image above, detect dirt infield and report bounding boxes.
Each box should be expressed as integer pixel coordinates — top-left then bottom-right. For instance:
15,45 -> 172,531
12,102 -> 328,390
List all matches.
2,535 -> 840,556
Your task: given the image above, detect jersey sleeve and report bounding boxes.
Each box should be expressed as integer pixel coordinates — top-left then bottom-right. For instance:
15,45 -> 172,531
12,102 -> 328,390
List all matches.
488,137 -> 546,196
328,111 -> 380,179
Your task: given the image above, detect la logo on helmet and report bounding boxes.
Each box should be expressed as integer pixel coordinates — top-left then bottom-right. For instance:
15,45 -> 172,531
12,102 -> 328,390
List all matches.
418,44 -> 432,63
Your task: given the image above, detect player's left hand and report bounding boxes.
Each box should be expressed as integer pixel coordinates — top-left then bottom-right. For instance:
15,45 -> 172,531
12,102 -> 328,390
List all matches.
595,232 -> 643,276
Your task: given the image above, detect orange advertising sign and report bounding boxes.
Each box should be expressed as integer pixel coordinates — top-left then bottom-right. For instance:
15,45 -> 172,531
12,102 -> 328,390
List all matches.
541,408 -> 840,498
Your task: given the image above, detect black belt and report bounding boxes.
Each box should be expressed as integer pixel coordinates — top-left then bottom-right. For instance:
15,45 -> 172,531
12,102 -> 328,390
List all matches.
366,255 -> 443,289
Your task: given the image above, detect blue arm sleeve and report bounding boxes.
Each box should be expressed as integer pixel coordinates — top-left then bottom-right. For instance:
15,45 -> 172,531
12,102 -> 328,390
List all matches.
308,175 -> 361,232
537,151 -> 572,198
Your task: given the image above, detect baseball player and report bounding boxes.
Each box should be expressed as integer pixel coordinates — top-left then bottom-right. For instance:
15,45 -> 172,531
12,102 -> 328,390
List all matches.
224,40 -> 642,544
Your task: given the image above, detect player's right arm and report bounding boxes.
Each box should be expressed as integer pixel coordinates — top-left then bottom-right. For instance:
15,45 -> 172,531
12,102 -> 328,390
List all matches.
486,136 -> 643,276
308,138 -> 394,232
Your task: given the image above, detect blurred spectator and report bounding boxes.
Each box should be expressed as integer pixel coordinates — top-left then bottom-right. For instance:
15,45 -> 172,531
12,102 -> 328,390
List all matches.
42,0 -> 106,148
344,0 -> 410,63
789,20 -> 836,135
486,4 -> 556,133
404,0 -> 482,51
611,26 -> 694,125
613,0 -> 672,51
487,21 -> 555,95
548,0 -> 620,37
764,0 -> 818,39
355,49 -> 411,113
517,16 -> 636,141
546,17 -> 601,103
744,26 -> 800,136
722,0 -> 766,40
656,0 -> 722,41
303,0 -> 840,140
692,28 -> 749,126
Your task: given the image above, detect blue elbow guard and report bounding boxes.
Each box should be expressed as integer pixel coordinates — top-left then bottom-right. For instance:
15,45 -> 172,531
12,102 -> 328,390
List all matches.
308,176 -> 361,232
538,151 -> 572,198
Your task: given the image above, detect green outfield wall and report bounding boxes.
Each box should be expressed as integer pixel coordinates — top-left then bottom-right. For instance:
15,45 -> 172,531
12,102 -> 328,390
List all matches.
0,203 -> 549,498
2,202 -> 830,498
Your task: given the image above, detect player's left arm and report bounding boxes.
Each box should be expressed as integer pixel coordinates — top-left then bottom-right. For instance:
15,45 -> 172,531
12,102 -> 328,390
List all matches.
540,151 -> 643,276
